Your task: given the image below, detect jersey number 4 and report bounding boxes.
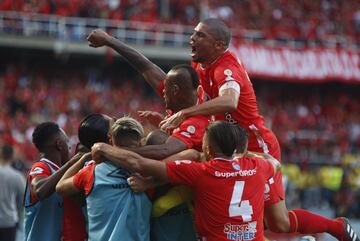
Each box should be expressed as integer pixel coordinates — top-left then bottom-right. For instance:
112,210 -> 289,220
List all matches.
229,181 -> 253,222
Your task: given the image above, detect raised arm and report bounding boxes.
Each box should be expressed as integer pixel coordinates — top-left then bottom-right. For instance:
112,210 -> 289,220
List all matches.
160,88 -> 239,131
91,143 -> 169,182
87,29 -> 166,91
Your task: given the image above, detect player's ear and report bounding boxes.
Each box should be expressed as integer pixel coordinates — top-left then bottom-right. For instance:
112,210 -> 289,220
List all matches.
173,84 -> 180,95
203,144 -> 210,157
215,40 -> 225,51
55,139 -> 63,151
108,132 -> 113,145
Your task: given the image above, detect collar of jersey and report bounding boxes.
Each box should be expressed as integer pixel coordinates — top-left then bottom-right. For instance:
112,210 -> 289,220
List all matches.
213,156 -> 236,162
40,158 -> 60,169
200,49 -> 229,70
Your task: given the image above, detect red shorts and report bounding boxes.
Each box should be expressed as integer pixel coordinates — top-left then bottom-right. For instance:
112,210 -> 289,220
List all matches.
248,130 -> 285,206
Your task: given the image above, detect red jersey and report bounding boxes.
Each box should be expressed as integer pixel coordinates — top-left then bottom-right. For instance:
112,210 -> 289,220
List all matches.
63,197 -> 87,241
166,157 -> 274,241
171,115 -> 209,151
192,50 -> 275,153
73,161 -> 96,196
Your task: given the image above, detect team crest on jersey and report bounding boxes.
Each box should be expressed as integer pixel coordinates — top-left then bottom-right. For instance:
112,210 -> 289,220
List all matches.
232,162 -> 241,171
186,125 -> 196,134
224,69 -> 233,76
224,69 -> 235,81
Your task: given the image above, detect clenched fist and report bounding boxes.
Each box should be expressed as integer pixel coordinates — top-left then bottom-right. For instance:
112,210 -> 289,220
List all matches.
87,29 -> 112,48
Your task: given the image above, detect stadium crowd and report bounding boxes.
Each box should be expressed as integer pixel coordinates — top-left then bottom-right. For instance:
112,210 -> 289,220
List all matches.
1,0 -> 360,45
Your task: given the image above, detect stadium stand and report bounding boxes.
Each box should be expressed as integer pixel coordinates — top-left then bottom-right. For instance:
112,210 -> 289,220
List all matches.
1,0 -> 359,47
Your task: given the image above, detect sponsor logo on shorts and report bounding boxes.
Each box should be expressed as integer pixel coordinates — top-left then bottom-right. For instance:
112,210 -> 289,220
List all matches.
215,169 -> 257,178
223,222 -> 257,240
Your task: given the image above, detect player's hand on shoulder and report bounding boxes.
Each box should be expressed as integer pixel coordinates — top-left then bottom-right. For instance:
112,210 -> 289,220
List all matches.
138,110 -> 164,127
91,143 -> 107,163
87,29 -> 112,48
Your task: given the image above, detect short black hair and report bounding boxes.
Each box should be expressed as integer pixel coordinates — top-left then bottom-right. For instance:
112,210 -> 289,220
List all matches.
170,64 -> 199,90
231,124 -> 249,154
145,130 -> 169,145
2,144 -> 14,160
206,121 -> 248,156
32,122 -> 61,152
78,113 -> 110,150
201,18 -> 231,48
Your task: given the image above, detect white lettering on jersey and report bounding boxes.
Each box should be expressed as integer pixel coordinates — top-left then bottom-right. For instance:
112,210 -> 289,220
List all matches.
215,169 -> 257,178
180,131 -> 191,138
30,167 -> 44,176
223,221 -> 257,240
174,160 -> 192,165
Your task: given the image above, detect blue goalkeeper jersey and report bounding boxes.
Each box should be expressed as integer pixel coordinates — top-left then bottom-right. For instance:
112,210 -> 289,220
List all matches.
24,159 -> 63,241
86,161 -> 151,241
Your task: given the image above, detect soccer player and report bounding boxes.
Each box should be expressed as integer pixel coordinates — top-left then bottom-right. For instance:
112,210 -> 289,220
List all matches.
24,122 -> 76,241
87,32 -> 209,158
91,121 -> 281,241
62,113 -> 114,241
158,18 -> 359,241
56,117 -> 151,241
